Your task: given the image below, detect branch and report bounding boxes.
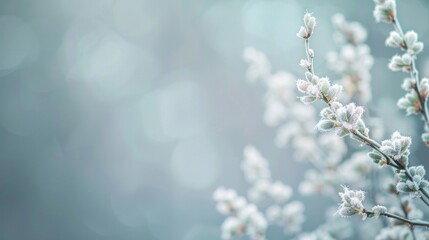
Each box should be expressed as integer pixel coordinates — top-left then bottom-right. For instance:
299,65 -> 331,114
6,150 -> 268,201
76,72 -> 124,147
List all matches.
300,28 -> 429,208
392,18 -> 429,130
365,209 -> 429,228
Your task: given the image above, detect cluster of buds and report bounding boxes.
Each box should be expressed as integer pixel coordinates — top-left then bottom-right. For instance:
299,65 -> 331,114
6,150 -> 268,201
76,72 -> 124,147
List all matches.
397,78 -> 429,115
373,0 -> 396,23
213,188 -> 267,240
296,72 -> 342,104
316,102 -> 368,138
297,13 -> 316,39
396,166 -> 429,194
380,131 -> 411,167
368,132 -> 412,168
388,54 -> 412,72
337,187 -> 388,221
386,31 -> 423,56
337,187 -> 366,218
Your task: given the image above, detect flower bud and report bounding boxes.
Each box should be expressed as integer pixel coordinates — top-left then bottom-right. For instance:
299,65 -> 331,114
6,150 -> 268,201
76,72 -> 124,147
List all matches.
385,31 -> 402,48
296,26 -> 308,39
299,59 -> 311,69
371,205 -> 387,218
404,31 -> 418,47
316,119 -> 337,131
299,96 -> 316,104
296,79 -> 311,93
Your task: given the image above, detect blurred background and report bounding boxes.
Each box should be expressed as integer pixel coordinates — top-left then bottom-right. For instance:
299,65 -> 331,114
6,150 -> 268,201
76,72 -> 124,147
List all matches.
1,0 -> 429,239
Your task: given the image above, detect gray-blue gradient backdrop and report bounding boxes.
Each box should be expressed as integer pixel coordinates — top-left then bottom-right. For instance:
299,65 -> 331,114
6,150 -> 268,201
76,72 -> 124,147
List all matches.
1,0 -> 429,239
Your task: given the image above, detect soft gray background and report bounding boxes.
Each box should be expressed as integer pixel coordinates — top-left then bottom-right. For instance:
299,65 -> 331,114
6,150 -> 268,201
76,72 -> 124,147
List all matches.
0,0 -> 429,239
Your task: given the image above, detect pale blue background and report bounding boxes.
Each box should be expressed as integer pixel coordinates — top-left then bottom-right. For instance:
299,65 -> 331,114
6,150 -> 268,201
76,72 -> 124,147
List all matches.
0,0 -> 428,239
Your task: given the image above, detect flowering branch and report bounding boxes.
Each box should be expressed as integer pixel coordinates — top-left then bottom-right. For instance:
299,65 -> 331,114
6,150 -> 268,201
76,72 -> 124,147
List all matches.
338,187 -> 429,229
296,13 -> 429,208
366,210 -> 429,228
374,0 -> 429,144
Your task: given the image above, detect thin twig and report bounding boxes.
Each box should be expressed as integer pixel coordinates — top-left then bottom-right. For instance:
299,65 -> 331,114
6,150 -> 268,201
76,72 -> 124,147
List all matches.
365,209 -> 429,228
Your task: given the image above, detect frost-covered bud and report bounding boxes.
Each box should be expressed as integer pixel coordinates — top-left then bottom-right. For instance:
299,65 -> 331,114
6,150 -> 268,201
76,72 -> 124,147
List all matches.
419,78 -> 429,99
373,0 -> 396,23
335,103 -> 366,137
296,26 -> 308,39
397,91 -> 421,115
316,77 -> 342,102
304,13 -> 316,33
316,119 -> 337,131
331,101 -> 343,111
320,107 -> 335,120
403,31 -> 424,55
396,166 -> 429,194
371,205 -> 387,218
328,84 -> 343,100
318,78 -> 335,102
380,131 -> 411,166
404,31 -> 417,47
297,13 -> 316,39
299,96 -> 317,104
368,151 -> 388,167
308,49 -> 315,58
388,54 -> 412,72
401,78 -> 416,91
422,132 -> 429,147
337,187 -> 365,217
408,42 -> 424,55
385,31 -> 402,48
297,79 -> 311,93
299,59 -> 311,69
